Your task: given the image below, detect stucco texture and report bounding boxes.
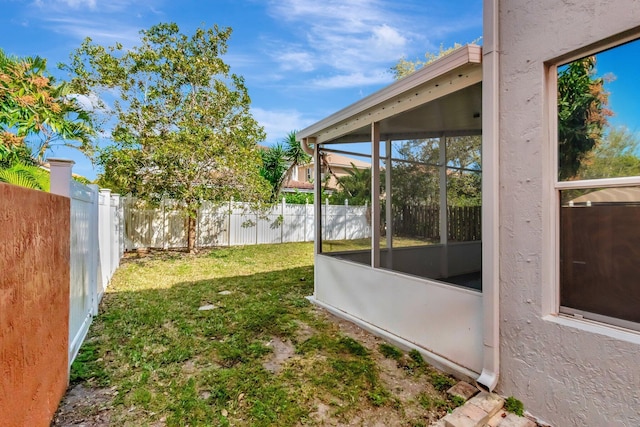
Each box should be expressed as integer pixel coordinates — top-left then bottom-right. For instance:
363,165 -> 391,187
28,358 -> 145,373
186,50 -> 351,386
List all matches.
496,1 -> 640,425
0,183 -> 70,427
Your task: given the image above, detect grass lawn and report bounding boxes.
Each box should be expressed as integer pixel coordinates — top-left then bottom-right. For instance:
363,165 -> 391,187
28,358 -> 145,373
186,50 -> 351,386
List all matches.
56,242 -> 463,426
322,236 -> 438,252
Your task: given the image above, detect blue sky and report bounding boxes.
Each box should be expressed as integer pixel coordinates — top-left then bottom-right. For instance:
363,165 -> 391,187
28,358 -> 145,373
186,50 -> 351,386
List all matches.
0,0 -> 483,179
594,39 -> 640,135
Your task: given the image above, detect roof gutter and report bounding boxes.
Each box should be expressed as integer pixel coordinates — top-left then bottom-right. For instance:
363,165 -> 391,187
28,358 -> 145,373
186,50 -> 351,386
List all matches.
300,136 -> 316,156
477,0 -> 500,392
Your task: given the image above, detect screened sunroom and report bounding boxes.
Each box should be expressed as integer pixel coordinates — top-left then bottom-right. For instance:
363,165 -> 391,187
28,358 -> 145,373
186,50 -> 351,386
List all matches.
298,45 -> 492,380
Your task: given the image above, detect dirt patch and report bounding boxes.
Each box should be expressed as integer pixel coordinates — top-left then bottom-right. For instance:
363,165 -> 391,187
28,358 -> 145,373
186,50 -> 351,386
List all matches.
263,336 -> 296,373
52,384 -> 115,426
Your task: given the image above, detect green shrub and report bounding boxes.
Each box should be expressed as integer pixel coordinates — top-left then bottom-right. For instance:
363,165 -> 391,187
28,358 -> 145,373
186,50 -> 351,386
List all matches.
505,396 -> 524,416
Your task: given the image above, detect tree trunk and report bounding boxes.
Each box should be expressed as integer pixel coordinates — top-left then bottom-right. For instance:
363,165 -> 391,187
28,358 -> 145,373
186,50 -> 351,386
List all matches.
187,210 -> 197,254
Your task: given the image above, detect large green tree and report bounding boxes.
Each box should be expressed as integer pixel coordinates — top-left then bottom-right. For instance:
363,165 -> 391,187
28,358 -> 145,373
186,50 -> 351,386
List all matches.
63,23 -> 270,252
0,48 -> 94,161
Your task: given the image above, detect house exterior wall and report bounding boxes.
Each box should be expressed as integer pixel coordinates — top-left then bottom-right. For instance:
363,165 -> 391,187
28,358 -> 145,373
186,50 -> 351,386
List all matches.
0,183 -> 70,427
496,1 -> 640,425
313,255 -> 484,375
292,153 -> 371,191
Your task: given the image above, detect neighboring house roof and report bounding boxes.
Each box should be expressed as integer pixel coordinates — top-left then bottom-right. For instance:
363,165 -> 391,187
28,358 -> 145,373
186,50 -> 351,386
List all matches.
570,187 -> 640,204
283,179 -> 314,191
321,152 -> 370,169
295,152 -> 371,171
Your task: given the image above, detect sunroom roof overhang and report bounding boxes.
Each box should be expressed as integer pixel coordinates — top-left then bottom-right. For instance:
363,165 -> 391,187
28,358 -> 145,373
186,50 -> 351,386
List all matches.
297,45 -> 483,145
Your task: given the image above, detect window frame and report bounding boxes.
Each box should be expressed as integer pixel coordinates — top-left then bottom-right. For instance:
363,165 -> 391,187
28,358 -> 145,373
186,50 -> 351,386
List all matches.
546,33 -> 640,333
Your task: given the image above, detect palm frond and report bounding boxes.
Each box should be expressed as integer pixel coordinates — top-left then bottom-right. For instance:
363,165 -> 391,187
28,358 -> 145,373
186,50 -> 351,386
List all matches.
0,163 -> 50,191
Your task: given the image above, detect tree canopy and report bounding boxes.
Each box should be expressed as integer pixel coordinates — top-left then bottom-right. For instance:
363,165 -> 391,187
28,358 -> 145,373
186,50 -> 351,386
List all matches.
63,22 -> 270,252
577,127 -> 640,180
0,48 -> 94,162
557,56 -> 611,180
390,42 -> 466,79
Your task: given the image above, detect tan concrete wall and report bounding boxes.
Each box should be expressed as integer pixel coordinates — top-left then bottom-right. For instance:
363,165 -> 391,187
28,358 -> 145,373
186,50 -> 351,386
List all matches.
0,183 -> 70,427
496,1 -> 640,425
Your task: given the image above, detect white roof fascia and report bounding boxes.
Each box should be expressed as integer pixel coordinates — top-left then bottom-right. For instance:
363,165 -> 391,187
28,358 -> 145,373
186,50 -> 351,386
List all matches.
297,45 -> 482,144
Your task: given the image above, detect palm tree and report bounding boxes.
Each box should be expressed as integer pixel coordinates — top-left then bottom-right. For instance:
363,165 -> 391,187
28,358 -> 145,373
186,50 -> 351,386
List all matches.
260,142 -> 288,201
283,130 -> 311,183
260,131 -> 311,202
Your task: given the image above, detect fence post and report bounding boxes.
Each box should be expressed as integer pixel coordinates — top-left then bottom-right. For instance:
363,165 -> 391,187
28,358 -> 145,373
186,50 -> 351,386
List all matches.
118,197 -> 124,259
281,197 -> 286,243
228,198 -> 233,246
49,158 -> 74,198
344,199 -> 348,240
162,199 -> 169,250
99,189 -> 112,288
110,194 -> 120,277
88,184 -> 100,315
325,198 -> 329,241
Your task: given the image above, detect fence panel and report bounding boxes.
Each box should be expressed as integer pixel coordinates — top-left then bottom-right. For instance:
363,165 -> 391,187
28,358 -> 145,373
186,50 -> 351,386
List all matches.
229,202 -> 257,245
123,198 -> 372,249
346,205 -> 370,239
323,204 -> 347,241
257,204 -> 283,244
283,203 -> 309,242
197,201 -> 230,247
0,183 -> 70,426
68,181 -> 98,364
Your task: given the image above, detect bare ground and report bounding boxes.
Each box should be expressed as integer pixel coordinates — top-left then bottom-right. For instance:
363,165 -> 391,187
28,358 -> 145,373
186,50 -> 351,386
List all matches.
53,308 -> 458,427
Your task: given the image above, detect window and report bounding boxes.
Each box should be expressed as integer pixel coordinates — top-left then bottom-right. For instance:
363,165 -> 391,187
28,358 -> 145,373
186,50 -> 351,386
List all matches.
306,167 -> 312,182
318,143 -> 372,265
556,37 -> 640,331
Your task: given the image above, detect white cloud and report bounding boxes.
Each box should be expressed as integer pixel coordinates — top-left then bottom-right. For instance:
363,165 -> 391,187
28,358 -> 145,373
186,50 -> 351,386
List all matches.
61,0 -> 97,9
30,0 -> 159,45
44,17 -> 141,44
264,0 -> 481,88
33,0 -> 143,13
276,50 -> 316,72
311,70 -> 393,89
252,107 -> 315,143
264,0 -> 410,86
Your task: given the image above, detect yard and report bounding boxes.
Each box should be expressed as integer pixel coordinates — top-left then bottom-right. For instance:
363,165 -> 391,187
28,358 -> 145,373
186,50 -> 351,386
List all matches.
54,242 -> 465,426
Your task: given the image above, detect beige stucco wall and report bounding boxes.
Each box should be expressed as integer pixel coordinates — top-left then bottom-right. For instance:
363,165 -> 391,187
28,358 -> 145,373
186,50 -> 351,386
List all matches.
496,1 -> 640,425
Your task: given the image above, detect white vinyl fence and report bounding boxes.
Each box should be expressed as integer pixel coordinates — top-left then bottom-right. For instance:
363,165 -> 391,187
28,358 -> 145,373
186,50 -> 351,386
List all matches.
49,160 -> 124,367
123,197 -> 371,250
